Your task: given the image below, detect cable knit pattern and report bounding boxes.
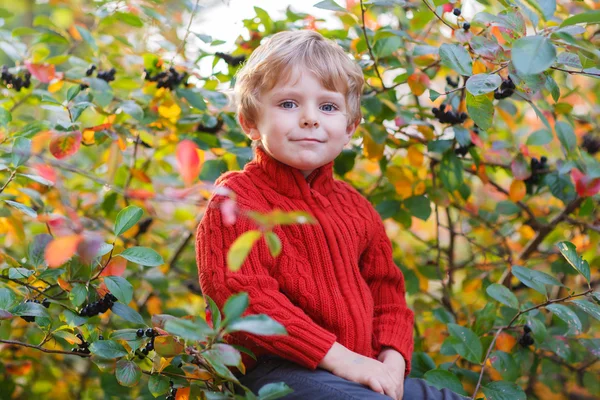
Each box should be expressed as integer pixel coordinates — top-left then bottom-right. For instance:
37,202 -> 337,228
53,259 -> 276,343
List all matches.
195,146 -> 414,377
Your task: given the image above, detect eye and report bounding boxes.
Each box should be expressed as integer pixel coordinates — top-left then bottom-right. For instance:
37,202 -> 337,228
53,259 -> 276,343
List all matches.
320,103 -> 338,112
279,101 -> 296,109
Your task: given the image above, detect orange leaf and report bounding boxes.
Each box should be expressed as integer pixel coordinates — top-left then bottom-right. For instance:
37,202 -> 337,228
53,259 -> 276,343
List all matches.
5,360 -> 32,376
495,332 -> 517,353
509,180 -> 526,202
130,168 -> 152,184
175,387 -> 190,400
45,235 -> 82,268
407,72 -> 430,96
125,189 -> 155,200
49,131 -> 82,160
176,140 -> 202,186
407,145 -> 424,167
100,257 -> 127,277
57,278 -> 72,292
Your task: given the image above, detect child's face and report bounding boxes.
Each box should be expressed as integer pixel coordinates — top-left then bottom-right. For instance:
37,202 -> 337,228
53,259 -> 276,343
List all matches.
240,68 -> 359,178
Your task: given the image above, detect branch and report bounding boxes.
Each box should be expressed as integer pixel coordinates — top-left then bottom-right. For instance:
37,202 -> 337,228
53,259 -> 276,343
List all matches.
360,0 -> 387,91
551,66 -> 600,77
0,169 -> 17,194
169,0 -> 201,66
471,288 -> 593,399
420,0 -> 455,30
0,338 -> 90,356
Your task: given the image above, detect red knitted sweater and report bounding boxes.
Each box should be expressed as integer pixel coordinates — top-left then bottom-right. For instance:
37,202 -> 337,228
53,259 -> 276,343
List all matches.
195,146 -> 414,377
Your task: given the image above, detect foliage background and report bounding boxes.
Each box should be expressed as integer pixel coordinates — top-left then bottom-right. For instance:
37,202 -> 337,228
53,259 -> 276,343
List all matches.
0,0 -> 599,399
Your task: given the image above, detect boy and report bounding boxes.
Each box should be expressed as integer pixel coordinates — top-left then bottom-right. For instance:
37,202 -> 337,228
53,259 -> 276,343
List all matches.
195,30 -> 468,400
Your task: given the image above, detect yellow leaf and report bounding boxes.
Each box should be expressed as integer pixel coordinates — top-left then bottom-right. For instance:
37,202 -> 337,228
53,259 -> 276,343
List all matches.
227,230 -> 262,271
472,60 -> 487,75
48,80 -> 65,93
394,179 -> 412,199
509,179 -> 526,202
414,181 -> 426,196
407,72 -> 430,96
363,131 -> 385,161
407,145 -> 424,167
82,130 -> 95,145
158,103 -> 181,122
416,125 -> 435,141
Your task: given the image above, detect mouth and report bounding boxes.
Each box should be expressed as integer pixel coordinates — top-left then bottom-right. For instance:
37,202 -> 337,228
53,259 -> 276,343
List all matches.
293,138 -> 323,143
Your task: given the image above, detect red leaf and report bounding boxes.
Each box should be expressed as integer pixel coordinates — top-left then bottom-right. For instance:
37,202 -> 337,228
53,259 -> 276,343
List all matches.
176,140 -> 202,186
443,3 -> 453,13
571,168 -> 600,197
32,163 -> 58,184
25,61 -> 62,84
100,256 -> 127,277
126,188 -> 155,200
470,131 -> 484,148
45,235 -> 83,268
49,131 -> 82,159
511,155 -> 531,180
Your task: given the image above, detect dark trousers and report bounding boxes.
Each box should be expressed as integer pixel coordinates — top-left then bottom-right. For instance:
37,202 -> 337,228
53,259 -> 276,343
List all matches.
234,355 -> 470,399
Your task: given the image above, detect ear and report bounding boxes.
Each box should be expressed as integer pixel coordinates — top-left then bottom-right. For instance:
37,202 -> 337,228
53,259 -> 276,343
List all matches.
239,114 -> 261,140
344,119 -> 361,145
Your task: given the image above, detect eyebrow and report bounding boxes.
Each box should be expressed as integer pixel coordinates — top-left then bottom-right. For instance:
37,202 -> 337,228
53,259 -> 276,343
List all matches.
272,89 -> 344,102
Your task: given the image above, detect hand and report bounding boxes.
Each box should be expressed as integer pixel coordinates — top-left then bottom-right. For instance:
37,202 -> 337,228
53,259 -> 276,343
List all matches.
377,347 -> 406,400
321,344 -> 403,399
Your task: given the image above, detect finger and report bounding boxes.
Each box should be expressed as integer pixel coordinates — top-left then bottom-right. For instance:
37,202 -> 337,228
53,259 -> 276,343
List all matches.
367,376 -> 385,395
396,383 -> 404,400
380,379 -> 397,400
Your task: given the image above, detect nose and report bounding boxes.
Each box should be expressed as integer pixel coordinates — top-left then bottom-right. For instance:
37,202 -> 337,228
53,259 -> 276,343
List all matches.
299,113 -> 319,128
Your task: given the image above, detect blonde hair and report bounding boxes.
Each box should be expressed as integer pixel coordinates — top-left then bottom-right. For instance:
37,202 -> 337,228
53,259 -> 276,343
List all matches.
234,30 -> 364,142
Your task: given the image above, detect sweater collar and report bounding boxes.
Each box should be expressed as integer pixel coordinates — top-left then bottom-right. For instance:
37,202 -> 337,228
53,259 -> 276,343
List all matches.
247,145 -> 335,198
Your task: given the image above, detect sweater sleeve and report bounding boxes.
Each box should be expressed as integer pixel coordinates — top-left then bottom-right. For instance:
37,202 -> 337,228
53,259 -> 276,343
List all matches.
195,195 -> 337,370
360,208 -> 415,377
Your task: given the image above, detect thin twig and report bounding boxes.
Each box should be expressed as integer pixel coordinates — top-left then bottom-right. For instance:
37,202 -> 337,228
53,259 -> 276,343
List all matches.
360,0 -> 387,91
420,0 -> 455,30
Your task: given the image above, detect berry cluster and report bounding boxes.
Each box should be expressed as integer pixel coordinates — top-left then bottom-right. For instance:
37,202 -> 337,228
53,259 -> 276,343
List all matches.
455,126 -> 480,157
71,333 -> 91,356
78,293 -> 118,317
582,133 -> 600,155
135,328 -> 158,359
494,77 -> 516,100
166,381 -> 177,400
445,76 -> 459,88
20,298 -> 51,322
1,65 -> 32,92
518,325 -> 535,347
86,64 -> 116,82
524,156 -> 548,194
143,67 -> 187,90
432,104 -> 468,125
215,52 -> 246,67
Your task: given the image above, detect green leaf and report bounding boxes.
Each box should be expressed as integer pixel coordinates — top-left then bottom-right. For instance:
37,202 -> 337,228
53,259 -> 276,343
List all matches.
447,323 -> 482,364
12,137 -> 31,167
175,88 -> 207,111
226,314 -> 287,335
8,268 -> 34,279
490,351 -> 519,382
75,25 -> 98,52
570,299 -> 600,321
114,206 -> 143,236
257,382 -> 295,399
486,283 -> 519,309
560,10 -> 600,27
404,195 -> 432,221
205,295 -> 222,331
545,75 -> 560,102
119,100 -> 144,121
511,36 -> 556,75
424,369 -> 467,396
512,265 -> 563,295
465,73 -> 502,95
110,329 -> 143,341
115,12 -> 144,27
264,231 -> 282,257
66,85 -> 81,102
466,92 -> 494,131
18,173 -> 54,186
313,0 -> 347,13
482,381 -> 526,400
104,276 -> 133,305
546,304 -> 582,334
526,129 -> 553,146
163,317 -> 212,341
439,43 -> 473,76
69,283 -> 87,308
148,374 -> 170,397
554,121 -> 576,153
119,247 -> 164,267
89,339 -> 128,359
537,0 -> 557,20
453,127 -> 471,147
0,107 -> 11,129
223,292 -> 249,325
227,230 -> 262,271
115,359 -> 141,387
9,302 -> 50,318
429,89 -> 442,102
0,288 -> 17,310
110,303 -> 145,325
373,36 -> 402,59
556,241 -> 591,282
439,152 -> 464,192
4,200 -> 37,218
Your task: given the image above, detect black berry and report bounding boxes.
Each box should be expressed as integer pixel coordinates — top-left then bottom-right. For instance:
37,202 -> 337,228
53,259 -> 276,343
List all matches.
98,335 -> 104,340
453,8 -> 461,16
137,329 -> 145,337
582,133 -> 600,155
145,328 -> 155,337
463,22 -> 470,31
215,52 -> 246,67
